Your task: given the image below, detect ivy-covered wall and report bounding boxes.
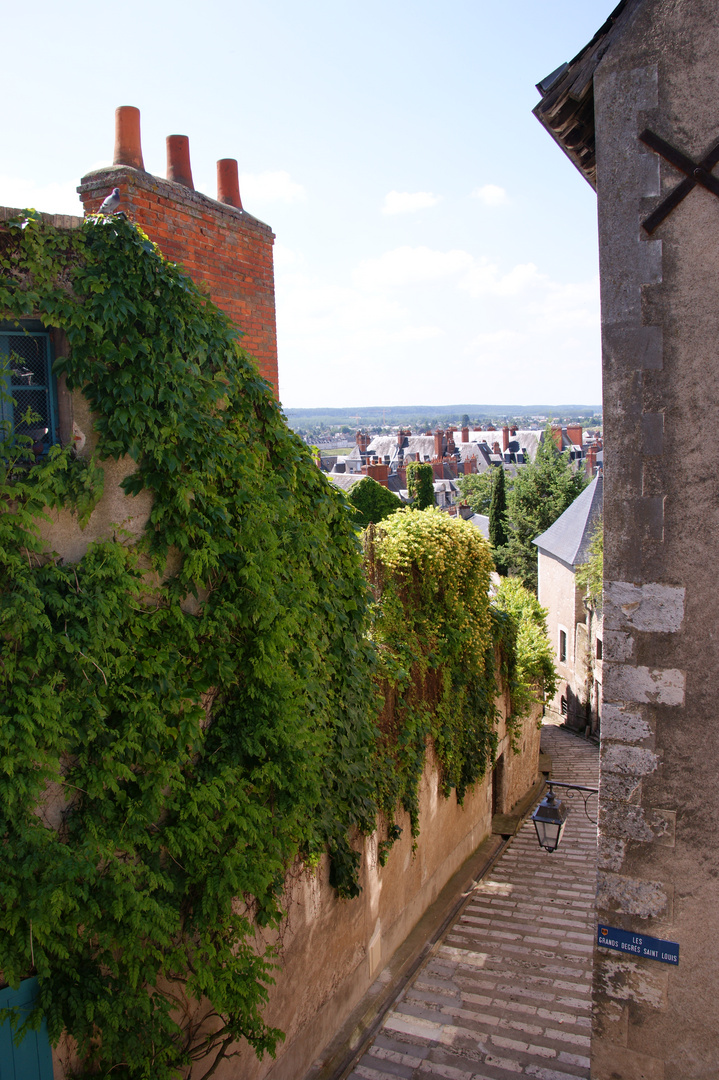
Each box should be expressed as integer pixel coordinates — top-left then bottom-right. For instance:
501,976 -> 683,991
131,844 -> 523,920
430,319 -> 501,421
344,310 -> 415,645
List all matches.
0,214 -> 555,1080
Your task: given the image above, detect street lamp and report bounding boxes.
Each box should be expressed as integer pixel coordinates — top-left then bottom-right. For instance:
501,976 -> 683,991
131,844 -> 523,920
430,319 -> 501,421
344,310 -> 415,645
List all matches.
531,781 -> 598,852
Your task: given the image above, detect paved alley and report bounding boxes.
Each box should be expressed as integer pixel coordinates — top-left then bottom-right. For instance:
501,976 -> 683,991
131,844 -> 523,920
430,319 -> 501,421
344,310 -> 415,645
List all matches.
347,723 -> 599,1080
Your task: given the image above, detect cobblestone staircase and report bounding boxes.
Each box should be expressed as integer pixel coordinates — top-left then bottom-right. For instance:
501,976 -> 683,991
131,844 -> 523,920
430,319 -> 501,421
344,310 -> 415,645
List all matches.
345,723 -> 599,1080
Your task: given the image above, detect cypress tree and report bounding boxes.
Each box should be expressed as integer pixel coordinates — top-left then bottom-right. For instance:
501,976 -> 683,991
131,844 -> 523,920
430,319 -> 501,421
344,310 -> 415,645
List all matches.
489,466 -> 509,573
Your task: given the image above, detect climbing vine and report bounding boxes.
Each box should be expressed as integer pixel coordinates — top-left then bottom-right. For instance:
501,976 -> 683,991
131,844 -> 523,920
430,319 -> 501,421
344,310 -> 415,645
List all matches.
0,213 -> 379,1078
366,512 -> 558,843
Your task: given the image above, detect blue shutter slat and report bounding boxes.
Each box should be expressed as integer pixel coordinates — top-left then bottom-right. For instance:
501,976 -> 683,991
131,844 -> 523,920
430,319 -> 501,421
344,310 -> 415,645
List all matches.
0,979 -> 54,1080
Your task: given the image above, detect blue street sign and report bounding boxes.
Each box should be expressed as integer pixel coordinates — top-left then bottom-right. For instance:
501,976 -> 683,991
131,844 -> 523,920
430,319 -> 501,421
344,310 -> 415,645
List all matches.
597,925 -> 679,965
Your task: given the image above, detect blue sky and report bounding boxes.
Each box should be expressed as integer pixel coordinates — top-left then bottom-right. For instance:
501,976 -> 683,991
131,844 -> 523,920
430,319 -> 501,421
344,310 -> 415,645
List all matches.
0,0 -> 615,409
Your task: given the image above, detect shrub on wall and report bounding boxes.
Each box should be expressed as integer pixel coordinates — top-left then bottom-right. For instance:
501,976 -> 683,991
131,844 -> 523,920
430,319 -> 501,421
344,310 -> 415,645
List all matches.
405,460 -> 434,509
491,576 -> 558,730
366,509 -> 498,838
347,474 -> 402,527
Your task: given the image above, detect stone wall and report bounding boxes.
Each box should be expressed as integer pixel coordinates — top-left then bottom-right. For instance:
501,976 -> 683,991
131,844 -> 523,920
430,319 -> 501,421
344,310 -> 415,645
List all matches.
591,1 -> 719,1076
206,698 -> 542,1080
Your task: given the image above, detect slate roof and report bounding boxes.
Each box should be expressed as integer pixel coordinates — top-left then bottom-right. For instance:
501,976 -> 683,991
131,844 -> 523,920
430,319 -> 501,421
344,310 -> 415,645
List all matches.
533,474 -> 603,568
466,513 -> 490,540
326,473 -> 365,493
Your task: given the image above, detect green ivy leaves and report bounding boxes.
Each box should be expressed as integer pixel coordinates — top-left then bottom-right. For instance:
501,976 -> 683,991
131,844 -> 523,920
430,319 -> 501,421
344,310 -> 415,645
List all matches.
0,213 -> 377,1078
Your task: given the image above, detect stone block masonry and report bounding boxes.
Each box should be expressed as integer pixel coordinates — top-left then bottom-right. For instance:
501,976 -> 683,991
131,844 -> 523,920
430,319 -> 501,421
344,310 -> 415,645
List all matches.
77,107 -> 278,395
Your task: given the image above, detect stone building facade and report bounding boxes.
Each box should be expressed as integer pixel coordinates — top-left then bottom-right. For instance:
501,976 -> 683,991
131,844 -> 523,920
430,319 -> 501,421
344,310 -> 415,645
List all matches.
534,475 -> 603,735
535,1 -> 719,1076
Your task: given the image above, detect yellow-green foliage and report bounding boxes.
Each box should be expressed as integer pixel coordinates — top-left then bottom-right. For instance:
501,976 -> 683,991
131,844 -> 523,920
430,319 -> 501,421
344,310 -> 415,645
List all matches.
491,576 -> 558,727
367,509 -> 498,837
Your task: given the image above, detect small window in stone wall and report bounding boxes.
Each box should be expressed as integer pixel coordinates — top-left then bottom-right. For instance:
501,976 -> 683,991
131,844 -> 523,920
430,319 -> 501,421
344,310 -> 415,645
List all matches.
596,638 -> 603,660
561,695 -> 568,716
0,325 -> 58,456
559,629 -> 567,663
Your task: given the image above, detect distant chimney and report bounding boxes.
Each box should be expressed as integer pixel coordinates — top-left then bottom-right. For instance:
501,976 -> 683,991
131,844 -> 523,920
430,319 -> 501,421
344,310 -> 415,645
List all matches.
510,425 -> 517,436
461,426 -> 469,443
166,135 -> 194,189
434,429 -> 444,459
217,158 -> 243,208
551,425 -> 563,450
493,441 -> 501,455
113,106 -> 145,170
459,504 -> 473,520
567,423 -> 583,448
502,425 -> 510,451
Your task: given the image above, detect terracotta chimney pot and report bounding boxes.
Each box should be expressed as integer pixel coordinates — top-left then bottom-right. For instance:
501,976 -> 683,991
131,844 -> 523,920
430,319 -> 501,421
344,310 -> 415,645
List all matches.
217,158 -> 242,209
167,135 -> 194,189
113,106 -> 144,170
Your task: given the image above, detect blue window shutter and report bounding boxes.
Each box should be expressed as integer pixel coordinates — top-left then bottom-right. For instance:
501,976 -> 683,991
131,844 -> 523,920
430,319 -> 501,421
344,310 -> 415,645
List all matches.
0,979 -> 54,1080
0,330 -> 57,452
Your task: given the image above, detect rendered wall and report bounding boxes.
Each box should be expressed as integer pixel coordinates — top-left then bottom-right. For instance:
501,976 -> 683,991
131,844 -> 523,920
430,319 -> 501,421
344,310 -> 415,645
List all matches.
592,2 -> 719,1076
537,550 -> 588,727
208,700 -> 542,1080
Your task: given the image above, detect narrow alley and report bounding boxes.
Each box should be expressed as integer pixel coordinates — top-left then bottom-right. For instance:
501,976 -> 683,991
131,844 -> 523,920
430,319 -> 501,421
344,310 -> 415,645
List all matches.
347,723 -> 599,1080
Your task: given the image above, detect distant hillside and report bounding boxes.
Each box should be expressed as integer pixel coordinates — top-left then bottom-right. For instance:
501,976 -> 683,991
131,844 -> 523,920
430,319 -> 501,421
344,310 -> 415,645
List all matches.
283,403 -> 602,432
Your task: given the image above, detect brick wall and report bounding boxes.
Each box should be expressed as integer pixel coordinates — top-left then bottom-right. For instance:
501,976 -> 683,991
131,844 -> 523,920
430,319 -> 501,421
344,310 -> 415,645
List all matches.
77,108 -> 278,395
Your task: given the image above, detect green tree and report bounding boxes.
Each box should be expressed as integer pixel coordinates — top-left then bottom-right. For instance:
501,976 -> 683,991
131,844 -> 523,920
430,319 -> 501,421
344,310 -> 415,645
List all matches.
489,467 -> 509,574
406,461 -> 435,509
461,413 -> 471,427
504,425 -> 588,592
456,471 -> 494,514
348,475 -> 402,527
576,516 -> 603,608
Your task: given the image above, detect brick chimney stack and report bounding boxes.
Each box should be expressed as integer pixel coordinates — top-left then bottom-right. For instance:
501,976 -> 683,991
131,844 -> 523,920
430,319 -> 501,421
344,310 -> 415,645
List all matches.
551,425 -> 563,450
78,106 -> 278,395
217,159 -> 243,209
461,426 -> 469,443
113,105 -> 145,170
502,425 -> 510,451
434,429 -> 444,459
166,135 -> 194,189
356,431 -> 370,454
567,423 -> 583,448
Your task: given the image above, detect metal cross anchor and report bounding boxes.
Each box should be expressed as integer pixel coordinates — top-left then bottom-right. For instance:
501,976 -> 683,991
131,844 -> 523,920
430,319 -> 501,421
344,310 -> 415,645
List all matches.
640,128 -> 719,234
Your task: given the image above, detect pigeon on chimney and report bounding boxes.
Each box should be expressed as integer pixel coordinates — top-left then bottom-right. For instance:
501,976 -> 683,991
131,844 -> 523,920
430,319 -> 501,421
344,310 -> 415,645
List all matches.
98,187 -> 120,214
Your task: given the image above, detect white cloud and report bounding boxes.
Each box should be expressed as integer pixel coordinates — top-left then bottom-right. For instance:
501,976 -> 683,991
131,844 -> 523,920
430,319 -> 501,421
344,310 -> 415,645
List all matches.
460,259 -> 544,297
0,175 -> 83,216
276,241 -> 600,407
239,170 -> 306,205
471,184 -> 509,206
353,246 -> 473,290
381,190 -> 442,215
